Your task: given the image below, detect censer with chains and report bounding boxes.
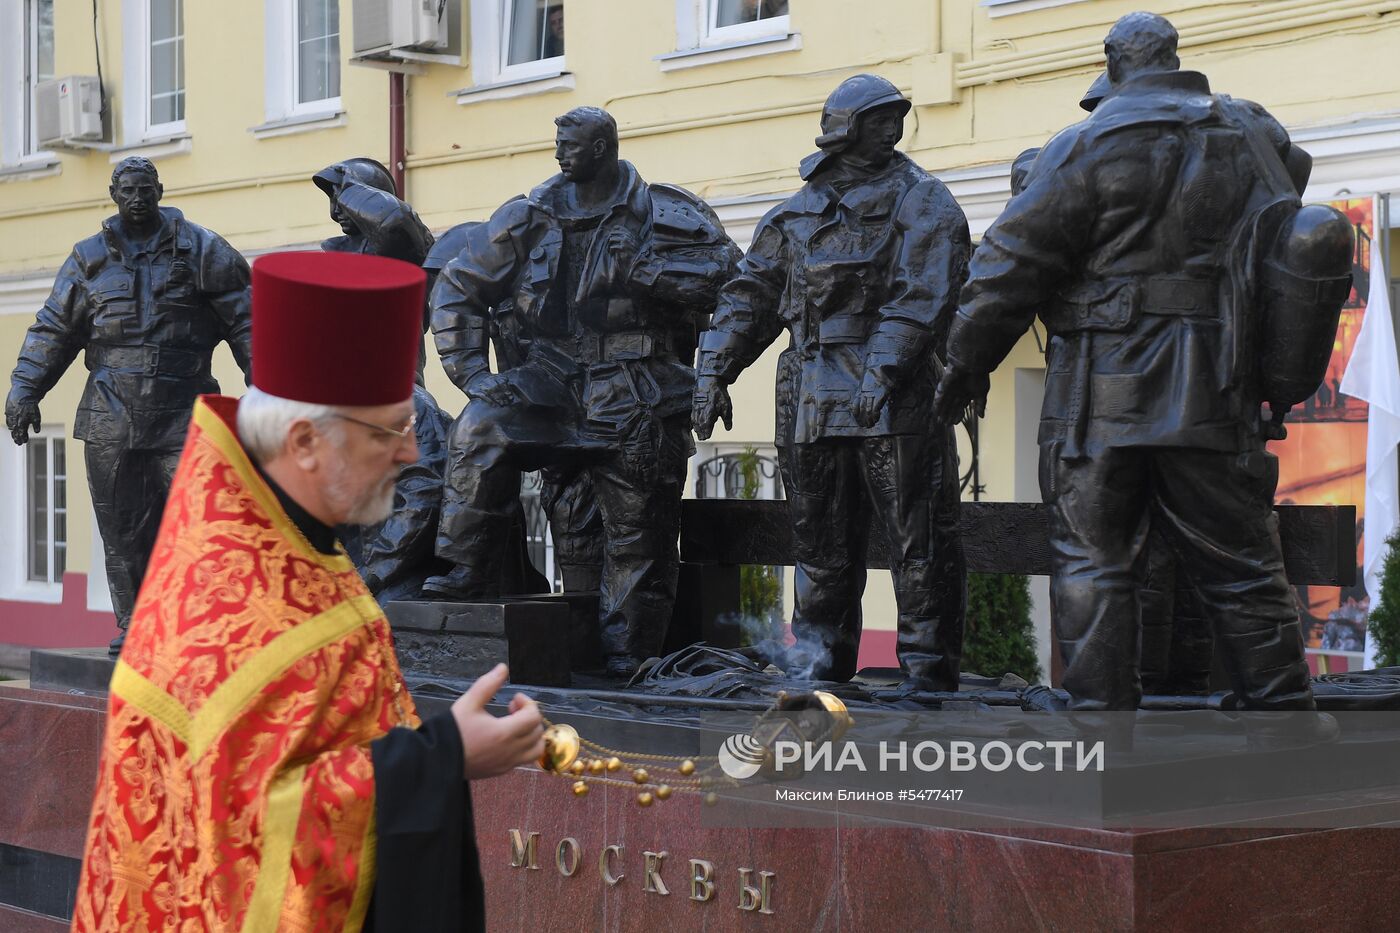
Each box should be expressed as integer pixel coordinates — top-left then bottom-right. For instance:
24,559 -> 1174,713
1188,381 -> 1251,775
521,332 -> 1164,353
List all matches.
537,690 -> 855,807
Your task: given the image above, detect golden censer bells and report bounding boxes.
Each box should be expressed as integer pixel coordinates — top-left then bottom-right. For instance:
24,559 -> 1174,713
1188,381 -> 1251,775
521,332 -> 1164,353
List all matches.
538,691 -> 853,807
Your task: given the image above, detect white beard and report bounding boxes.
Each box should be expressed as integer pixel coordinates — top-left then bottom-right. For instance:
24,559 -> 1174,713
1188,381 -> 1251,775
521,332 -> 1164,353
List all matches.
343,476 -> 397,526
327,463 -> 399,527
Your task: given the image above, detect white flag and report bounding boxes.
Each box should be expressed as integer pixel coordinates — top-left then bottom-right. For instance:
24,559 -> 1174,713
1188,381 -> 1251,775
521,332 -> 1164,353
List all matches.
1339,221 -> 1400,669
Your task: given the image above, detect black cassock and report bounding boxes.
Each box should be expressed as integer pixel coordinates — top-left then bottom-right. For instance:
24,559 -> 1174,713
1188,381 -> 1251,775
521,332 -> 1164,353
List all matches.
367,714 -> 485,933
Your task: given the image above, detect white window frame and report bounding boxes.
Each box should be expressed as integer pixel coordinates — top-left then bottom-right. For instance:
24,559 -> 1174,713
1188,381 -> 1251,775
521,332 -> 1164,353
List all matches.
122,0 -> 186,145
469,0 -> 565,89
258,0 -> 342,133
704,0 -> 788,46
144,0 -> 184,135
25,429 -> 67,586
675,0 -> 789,51
0,424 -> 66,605
660,0 -> 798,71
0,0 -> 58,172
979,0 -> 1092,19
291,0 -> 341,114
21,0 -> 54,155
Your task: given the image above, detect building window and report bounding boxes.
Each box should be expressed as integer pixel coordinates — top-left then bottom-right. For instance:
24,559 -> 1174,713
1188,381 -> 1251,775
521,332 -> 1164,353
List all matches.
979,0 -> 1092,18
121,0 -> 188,144
147,0 -> 184,133
295,0 -> 340,108
1,0 -> 57,168
0,419 -> 65,603
25,432 -> 66,586
255,0 -> 343,134
470,0 -> 565,87
661,0 -> 795,68
699,0 -> 788,45
710,0 -> 787,35
22,0 -> 54,156
504,0 -> 564,67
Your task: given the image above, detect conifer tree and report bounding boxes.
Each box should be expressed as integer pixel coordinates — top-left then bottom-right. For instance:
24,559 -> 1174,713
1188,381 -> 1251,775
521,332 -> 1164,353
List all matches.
1368,530 -> 1400,668
963,573 -> 1041,682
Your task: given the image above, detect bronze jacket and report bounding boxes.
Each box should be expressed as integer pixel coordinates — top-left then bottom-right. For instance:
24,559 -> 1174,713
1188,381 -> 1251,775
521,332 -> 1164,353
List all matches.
431,162 -> 739,426
948,70 -> 1301,455
698,152 -> 970,444
10,206 -> 250,450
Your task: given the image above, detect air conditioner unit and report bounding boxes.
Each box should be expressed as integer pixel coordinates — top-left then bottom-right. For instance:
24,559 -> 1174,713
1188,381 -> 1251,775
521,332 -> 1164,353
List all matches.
353,0 -> 449,56
394,0 -> 449,50
35,76 -> 103,148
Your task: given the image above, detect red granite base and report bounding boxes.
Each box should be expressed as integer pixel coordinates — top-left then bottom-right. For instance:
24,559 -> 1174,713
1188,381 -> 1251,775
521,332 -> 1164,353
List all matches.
0,685 -> 106,860
4,683 -> 1400,930
470,767 -> 1400,931
0,905 -> 69,932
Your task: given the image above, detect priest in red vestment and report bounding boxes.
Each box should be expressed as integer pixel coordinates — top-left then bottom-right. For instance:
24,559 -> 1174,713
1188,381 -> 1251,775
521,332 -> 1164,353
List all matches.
73,251 -> 542,932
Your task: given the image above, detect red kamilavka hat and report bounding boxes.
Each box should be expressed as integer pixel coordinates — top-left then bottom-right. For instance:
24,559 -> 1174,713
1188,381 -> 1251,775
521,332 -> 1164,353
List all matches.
251,251 -> 425,407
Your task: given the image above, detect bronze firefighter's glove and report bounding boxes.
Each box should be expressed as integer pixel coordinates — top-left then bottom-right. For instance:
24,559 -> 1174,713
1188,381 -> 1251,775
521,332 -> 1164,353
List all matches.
932,364 -> 989,425
5,391 -> 40,447
853,370 -> 893,428
692,375 -> 733,441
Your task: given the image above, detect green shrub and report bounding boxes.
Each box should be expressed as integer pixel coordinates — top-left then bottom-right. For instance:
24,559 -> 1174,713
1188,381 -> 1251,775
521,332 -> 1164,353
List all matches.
1369,530 -> 1400,668
740,564 -> 782,627
963,572 -> 1041,682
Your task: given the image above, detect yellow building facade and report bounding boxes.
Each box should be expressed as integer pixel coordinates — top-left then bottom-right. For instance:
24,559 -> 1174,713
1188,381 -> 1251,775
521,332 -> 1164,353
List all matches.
2,0 -> 1397,673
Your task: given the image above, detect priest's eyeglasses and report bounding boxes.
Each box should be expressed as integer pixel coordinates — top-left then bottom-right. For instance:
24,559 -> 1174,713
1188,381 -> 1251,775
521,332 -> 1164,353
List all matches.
331,412 -> 416,440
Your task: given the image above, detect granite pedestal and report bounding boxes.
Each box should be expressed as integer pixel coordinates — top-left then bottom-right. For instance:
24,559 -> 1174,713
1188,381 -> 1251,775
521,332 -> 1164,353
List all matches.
5,666 -> 1400,930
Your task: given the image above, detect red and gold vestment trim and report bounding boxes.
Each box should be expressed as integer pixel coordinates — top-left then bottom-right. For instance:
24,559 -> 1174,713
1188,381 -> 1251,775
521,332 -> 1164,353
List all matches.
74,395 -> 417,933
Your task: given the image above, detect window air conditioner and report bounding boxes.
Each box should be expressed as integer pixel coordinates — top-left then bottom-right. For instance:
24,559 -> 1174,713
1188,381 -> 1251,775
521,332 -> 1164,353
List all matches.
35,76 -> 103,148
394,0 -> 449,50
353,0 -> 449,56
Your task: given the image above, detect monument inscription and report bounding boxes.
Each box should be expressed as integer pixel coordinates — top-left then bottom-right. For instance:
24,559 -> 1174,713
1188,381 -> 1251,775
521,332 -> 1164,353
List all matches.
507,829 -> 776,914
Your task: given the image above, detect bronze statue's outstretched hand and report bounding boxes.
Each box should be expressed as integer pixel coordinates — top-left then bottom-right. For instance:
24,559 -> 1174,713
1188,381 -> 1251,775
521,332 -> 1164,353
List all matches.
932,365 -> 989,425
692,375 -> 732,441
853,371 -> 892,428
4,392 -> 40,447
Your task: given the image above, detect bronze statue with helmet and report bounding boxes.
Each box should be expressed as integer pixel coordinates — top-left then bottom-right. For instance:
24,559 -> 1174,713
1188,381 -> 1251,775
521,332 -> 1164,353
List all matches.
312,157 -> 456,603
694,74 -> 971,692
933,12 -> 1353,724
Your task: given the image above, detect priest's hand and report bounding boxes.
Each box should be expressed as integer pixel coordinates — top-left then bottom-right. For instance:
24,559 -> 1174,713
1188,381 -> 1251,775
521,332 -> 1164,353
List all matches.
451,663 -> 545,780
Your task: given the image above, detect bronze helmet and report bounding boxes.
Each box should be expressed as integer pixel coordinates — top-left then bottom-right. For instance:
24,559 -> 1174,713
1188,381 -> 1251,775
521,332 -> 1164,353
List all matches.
814,74 -> 911,151
312,157 -> 398,200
